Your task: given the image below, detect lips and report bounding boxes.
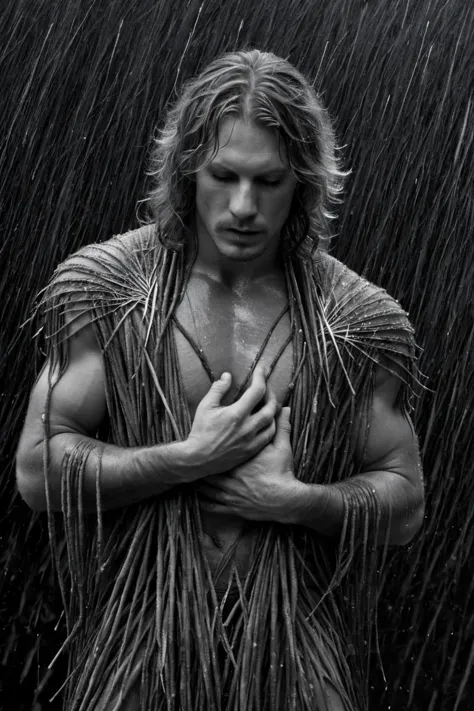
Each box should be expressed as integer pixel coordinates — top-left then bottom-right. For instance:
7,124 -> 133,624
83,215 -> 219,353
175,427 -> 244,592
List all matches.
226,227 -> 261,235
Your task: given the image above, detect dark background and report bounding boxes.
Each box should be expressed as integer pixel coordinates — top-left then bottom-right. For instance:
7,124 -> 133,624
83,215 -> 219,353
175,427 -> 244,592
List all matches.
1,0 -> 473,708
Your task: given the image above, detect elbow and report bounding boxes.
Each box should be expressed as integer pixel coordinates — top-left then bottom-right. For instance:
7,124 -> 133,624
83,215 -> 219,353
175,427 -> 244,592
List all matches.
391,502 -> 425,547
16,482 -> 48,513
15,454 -> 48,513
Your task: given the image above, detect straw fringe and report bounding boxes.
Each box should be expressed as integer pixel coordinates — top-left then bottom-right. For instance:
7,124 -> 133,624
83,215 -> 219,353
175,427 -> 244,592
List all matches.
37,226 -> 418,710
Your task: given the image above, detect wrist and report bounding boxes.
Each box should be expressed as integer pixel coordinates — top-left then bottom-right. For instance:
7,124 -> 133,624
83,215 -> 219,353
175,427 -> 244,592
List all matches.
277,479 -> 315,525
162,439 -> 203,484
282,481 -> 344,535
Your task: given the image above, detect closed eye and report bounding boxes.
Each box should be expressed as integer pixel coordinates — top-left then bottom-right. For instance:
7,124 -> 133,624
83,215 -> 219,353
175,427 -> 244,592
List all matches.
210,172 -> 282,187
257,177 -> 282,187
211,173 -> 235,183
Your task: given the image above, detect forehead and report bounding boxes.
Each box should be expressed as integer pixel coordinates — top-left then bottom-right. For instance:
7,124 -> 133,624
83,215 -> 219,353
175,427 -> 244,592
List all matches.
209,117 -> 289,172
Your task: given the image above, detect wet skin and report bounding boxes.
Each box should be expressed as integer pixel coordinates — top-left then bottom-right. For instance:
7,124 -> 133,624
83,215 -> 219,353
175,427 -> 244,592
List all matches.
194,115 -> 298,270
174,270 -> 294,574
97,119 -> 348,708
17,118 -> 421,710
177,117 -> 298,569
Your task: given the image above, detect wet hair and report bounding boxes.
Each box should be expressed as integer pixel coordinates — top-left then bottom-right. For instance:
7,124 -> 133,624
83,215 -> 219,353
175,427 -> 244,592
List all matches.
145,49 -> 348,256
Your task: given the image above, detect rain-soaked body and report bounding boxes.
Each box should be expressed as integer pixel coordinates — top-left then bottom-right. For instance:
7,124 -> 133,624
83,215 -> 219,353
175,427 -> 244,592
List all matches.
174,265 -> 293,593
16,52 -> 424,711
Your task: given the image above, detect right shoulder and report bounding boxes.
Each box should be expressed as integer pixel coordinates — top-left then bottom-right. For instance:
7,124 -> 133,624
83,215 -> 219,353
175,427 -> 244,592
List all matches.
48,223 -> 158,288
38,223 -> 162,309
36,223 -> 161,346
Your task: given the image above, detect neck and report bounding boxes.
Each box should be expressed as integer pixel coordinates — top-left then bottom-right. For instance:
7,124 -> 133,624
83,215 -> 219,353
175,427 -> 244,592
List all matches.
193,253 -> 284,288
189,231 -> 284,289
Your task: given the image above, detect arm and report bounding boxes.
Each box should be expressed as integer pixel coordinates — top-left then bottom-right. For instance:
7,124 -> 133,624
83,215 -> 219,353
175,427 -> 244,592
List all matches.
16,315 -> 194,513
286,363 -> 425,545
16,311 -> 278,514
196,364 -> 424,546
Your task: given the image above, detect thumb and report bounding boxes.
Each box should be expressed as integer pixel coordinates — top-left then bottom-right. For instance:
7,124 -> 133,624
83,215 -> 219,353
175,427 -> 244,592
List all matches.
203,372 -> 232,407
274,407 -> 292,445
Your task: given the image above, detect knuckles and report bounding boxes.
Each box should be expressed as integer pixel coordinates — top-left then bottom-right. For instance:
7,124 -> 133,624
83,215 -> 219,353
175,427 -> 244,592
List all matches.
220,491 -> 232,505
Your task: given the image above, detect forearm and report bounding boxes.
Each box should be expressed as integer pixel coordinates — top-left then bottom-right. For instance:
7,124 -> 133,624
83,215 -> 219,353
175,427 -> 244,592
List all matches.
285,472 -> 424,546
17,433 -> 198,514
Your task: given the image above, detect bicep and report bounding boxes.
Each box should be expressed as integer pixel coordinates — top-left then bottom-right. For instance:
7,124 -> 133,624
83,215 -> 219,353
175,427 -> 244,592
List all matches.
17,318 -> 107,466
354,365 -> 422,494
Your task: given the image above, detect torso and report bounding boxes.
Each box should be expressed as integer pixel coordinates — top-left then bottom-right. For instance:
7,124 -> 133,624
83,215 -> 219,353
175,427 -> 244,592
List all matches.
172,268 -> 294,588
173,271 -> 294,412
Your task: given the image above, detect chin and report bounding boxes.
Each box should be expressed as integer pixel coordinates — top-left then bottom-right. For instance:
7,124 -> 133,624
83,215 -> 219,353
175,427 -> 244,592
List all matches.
213,232 -> 271,261
218,242 -> 268,262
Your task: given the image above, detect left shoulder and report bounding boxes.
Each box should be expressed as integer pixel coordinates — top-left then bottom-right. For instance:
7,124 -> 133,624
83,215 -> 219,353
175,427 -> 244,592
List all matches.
314,251 -> 405,311
312,250 -> 415,353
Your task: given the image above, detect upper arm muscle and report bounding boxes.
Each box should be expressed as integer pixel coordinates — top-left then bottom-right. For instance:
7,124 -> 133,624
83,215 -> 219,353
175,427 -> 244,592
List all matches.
16,315 -> 107,471
355,363 -> 422,494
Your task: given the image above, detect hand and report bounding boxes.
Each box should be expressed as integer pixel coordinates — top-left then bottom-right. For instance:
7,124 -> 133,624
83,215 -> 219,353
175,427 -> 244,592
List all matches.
195,407 -> 303,523
185,365 -> 279,477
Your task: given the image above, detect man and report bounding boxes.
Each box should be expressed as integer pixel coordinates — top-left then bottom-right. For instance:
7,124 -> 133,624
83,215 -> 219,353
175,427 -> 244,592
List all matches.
16,50 -> 424,710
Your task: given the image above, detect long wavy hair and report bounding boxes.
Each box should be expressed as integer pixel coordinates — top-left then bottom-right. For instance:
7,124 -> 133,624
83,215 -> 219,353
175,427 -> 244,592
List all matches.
145,49 -> 348,256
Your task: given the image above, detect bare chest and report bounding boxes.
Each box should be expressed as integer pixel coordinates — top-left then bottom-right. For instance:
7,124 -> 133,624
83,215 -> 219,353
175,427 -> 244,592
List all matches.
172,278 -> 294,417
170,274 -> 295,574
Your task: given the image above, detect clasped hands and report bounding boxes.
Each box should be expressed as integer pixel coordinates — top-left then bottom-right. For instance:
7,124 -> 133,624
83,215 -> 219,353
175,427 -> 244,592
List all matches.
186,365 -> 305,524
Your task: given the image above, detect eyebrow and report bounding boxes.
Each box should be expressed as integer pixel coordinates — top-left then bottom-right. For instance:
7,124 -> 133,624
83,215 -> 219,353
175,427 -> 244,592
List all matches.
210,160 -> 289,177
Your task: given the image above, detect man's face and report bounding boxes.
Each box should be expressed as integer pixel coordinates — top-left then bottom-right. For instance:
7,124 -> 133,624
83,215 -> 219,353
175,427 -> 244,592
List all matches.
194,117 -> 298,264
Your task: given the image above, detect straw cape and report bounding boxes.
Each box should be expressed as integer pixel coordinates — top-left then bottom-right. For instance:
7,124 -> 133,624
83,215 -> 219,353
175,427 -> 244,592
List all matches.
37,224 -> 418,711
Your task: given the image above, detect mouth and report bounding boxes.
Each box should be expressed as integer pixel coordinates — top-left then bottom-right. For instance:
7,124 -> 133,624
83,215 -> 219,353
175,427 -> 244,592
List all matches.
226,227 -> 261,236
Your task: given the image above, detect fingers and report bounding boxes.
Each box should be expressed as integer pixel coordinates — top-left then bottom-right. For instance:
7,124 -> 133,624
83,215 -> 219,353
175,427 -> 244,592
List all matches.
251,418 -> 277,451
197,500 -> 230,515
278,407 -> 291,429
273,407 -> 291,445
196,482 -> 227,499
250,390 -> 279,434
232,365 -> 267,417
195,482 -> 234,512
197,474 -> 230,490
264,383 -> 282,414
200,372 -> 232,408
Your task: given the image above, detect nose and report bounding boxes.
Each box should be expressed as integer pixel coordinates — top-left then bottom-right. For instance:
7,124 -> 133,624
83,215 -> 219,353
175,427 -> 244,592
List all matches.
229,180 -> 258,221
